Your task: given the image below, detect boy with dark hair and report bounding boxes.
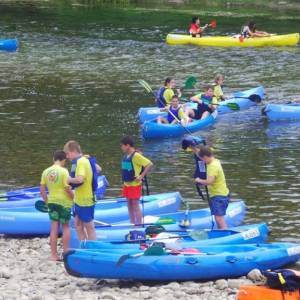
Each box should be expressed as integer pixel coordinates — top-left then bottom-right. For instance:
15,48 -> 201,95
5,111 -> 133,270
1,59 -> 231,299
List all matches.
194,146 -> 230,229
120,136 -> 153,224
40,150 -> 74,261
186,85 -> 218,120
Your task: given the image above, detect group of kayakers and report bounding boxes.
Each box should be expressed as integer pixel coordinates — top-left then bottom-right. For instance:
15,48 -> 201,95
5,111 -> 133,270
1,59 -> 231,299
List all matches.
40,135 -> 230,261
156,74 -> 225,124
189,16 -> 271,38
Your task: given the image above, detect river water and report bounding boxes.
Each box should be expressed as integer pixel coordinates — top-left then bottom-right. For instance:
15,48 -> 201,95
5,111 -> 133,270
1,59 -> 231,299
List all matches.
0,1 -> 300,242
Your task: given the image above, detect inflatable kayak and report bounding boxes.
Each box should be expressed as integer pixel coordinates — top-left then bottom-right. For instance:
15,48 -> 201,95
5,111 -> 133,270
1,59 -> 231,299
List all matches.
64,243 -> 300,281
138,86 -> 265,124
237,285 -> 300,300
0,39 -> 18,52
70,200 -> 246,247
142,110 -> 217,139
0,192 -> 181,235
0,175 -> 109,207
76,223 -> 269,250
166,33 -> 299,47
262,103 -> 300,121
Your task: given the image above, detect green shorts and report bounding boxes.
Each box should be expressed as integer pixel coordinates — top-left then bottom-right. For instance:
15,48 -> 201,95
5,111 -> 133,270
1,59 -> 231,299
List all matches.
48,203 -> 71,224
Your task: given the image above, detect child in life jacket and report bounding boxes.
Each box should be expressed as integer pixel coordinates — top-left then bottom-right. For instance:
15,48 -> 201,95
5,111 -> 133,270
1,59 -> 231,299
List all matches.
157,95 -> 189,125
185,85 -> 218,120
241,21 -> 271,38
156,77 -> 182,108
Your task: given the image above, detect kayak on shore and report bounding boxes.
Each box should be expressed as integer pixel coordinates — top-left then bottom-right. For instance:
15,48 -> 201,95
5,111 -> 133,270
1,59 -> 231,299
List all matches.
0,192 -> 181,236
138,86 -> 265,124
69,200 -> 246,247
0,175 -> 109,207
74,223 -> 269,250
166,33 -> 299,47
64,242 -> 300,281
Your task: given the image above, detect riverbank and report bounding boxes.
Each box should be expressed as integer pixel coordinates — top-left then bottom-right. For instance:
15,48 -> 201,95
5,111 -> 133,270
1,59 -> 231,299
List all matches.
0,236 -> 263,300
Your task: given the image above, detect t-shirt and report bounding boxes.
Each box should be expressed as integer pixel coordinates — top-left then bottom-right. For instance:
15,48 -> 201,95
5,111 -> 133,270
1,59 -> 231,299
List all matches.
194,93 -> 218,105
124,152 -> 152,187
163,88 -> 175,105
214,85 -> 224,102
40,165 -> 72,208
206,158 -> 229,197
73,156 -> 94,207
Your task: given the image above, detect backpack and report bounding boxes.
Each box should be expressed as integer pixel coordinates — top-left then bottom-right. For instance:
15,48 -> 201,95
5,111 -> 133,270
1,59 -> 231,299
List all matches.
262,269 -> 300,292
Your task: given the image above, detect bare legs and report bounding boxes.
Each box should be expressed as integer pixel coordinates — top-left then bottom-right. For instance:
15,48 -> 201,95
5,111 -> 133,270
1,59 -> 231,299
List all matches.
127,199 -> 142,225
215,215 -> 227,229
75,216 -> 96,241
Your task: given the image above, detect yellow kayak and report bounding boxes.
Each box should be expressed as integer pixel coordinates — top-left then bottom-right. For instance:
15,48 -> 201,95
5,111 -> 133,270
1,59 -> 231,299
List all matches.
166,33 -> 299,47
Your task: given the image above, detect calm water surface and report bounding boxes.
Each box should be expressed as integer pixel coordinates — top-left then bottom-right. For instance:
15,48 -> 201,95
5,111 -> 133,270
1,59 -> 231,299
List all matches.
0,1 -> 300,241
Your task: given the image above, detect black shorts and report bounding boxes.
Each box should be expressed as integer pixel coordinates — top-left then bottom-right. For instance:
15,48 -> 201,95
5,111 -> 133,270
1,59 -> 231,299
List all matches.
193,104 -> 212,120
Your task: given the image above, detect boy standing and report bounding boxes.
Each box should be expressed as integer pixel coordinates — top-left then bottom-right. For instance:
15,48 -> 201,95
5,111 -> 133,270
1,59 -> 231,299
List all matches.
121,136 -> 153,225
194,146 -> 230,229
64,140 -> 96,241
40,150 -> 73,261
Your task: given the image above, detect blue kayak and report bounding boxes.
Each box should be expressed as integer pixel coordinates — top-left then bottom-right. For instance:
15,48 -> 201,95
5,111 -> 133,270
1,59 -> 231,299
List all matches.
138,86 -> 265,124
77,223 -> 269,250
70,200 -> 246,247
64,242 -> 300,281
0,39 -> 18,52
0,175 -> 109,207
0,192 -> 181,235
262,103 -> 300,121
142,110 -> 217,139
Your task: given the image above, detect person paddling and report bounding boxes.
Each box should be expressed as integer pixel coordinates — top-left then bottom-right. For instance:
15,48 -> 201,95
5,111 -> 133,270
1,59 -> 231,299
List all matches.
156,78 -> 182,108
185,85 -> 218,120
157,95 -> 189,125
40,150 -> 74,261
121,136 -> 153,225
64,140 -> 100,241
241,21 -> 271,38
194,146 -> 230,229
189,16 -> 209,37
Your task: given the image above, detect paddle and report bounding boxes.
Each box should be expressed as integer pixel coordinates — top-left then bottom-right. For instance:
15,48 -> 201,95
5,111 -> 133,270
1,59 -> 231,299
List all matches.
138,79 -> 193,135
232,94 -> 262,103
179,201 -> 191,228
209,19 -> 217,29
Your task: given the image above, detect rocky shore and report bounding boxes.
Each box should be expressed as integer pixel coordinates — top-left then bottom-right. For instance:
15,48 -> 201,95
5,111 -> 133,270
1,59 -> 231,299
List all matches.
0,237 -> 263,300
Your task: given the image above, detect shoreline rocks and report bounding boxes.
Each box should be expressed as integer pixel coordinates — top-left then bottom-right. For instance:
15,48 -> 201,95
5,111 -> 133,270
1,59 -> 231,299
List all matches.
0,236 -> 259,300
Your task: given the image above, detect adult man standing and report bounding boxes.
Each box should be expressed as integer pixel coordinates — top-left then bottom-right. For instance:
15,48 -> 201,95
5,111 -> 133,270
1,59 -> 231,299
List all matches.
64,140 -> 96,240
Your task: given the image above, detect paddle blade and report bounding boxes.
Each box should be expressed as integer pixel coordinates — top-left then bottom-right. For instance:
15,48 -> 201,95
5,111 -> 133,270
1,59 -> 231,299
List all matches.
138,80 -> 153,94
189,230 -> 209,241
184,76 -> 197,89
35,200 -> 48,213
116,252 -> 143,266
155,217 -> 176,225
249,94 -> 262,103
210,20 -> 217,29
226,102 -> 240,111
239,35 -> 244,43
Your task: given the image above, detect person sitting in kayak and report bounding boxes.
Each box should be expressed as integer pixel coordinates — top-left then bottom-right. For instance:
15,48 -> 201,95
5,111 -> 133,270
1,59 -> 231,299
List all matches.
241,21 -> 271,38
157,95 -> 188,125
185,85 -> 218,120
214,74 -> 227,102
156,77 -> 182,108
189,16 -> 209,37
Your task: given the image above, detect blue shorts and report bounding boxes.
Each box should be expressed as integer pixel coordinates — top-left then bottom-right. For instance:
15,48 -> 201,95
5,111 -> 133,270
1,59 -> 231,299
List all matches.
209,195 -> 229,216
73,204 -> 95,223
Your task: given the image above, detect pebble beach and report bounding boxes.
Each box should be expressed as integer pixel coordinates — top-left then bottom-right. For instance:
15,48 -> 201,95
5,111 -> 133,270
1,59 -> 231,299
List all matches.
0,236 -> 269,300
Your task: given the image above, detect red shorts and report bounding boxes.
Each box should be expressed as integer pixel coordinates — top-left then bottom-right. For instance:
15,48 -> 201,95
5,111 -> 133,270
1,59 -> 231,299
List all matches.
122,185 -> 142,200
